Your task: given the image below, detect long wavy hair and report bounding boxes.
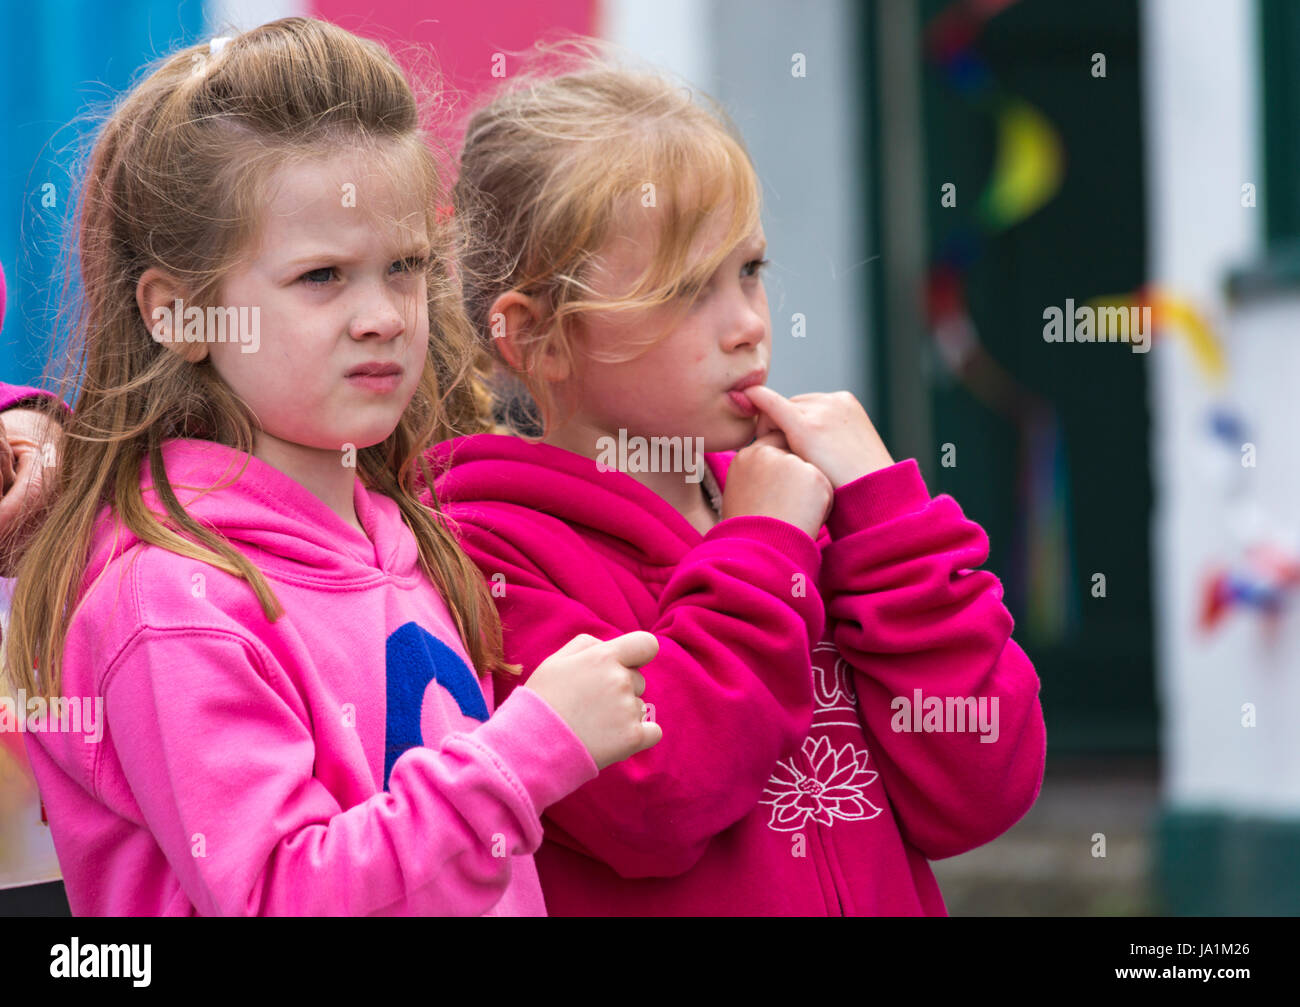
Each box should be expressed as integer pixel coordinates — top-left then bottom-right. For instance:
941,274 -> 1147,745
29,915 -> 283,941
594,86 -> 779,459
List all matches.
3,16 -> 509,700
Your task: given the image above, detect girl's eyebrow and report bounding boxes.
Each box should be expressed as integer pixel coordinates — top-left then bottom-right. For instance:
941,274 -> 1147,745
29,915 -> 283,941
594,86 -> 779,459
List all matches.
282,243 -> 432,269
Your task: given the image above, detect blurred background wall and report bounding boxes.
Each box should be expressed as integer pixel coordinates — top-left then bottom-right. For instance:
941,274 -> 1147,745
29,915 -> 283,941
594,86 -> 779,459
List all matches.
2,0 -> 1297,915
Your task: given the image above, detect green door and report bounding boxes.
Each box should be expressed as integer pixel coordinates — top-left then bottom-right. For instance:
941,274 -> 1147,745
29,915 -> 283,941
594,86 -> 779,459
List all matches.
871,0 -> 1156,753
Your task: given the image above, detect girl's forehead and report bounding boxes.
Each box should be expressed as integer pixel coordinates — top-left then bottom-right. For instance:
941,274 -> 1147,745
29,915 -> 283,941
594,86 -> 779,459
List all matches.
602,202 -> 762,270
257,157 -> 429,248
267,157 -> 425,217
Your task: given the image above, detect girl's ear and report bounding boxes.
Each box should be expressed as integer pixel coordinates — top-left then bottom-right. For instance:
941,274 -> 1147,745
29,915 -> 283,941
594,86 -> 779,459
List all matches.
137,267 -> 208,363
487,290 -> 570,382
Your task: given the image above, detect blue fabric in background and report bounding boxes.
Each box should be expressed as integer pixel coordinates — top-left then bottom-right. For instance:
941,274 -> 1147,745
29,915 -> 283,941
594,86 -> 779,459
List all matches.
0,1 -> 206,392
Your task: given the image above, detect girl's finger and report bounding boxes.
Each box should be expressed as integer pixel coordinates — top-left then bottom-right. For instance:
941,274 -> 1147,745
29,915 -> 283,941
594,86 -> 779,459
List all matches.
750,431 -> 790,452
607,629 -> 659,669
550,632 -> 604,657
742,384 -> 803,434
753,411 -> 778,440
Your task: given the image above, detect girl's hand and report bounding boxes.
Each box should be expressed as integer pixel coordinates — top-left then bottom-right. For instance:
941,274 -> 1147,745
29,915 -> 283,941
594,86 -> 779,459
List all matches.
721,431 -> 833,539
524,631 -> 663,770
744,386 -> 895,489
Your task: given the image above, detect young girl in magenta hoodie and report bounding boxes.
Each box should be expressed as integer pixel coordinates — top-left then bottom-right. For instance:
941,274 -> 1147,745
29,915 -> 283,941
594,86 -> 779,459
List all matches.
2,19 -> 661,916
428,50 -> 1048,916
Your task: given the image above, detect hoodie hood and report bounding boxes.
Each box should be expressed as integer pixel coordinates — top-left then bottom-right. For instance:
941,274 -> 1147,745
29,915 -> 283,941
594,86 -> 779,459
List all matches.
83,438 -> 422,594
431,434 -> 731,568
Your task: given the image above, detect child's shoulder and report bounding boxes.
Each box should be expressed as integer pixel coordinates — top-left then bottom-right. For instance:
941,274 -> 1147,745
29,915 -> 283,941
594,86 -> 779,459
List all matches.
60,517 -> 265,707
428,431 -> 593,495
76,508 -> 258,635
428,430 -> 540,465
71,440 -> 293,669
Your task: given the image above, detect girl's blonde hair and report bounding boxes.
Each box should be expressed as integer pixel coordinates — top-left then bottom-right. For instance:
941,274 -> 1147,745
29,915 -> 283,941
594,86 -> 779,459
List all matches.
454,40 -> 762,435
3,16 -> 508,700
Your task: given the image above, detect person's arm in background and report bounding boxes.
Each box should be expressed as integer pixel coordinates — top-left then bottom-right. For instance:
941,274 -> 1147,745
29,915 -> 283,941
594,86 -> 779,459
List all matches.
0,382 -> 67,576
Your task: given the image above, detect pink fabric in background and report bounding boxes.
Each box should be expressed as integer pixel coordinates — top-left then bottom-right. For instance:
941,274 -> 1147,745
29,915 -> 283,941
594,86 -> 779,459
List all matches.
310,0 -> 599,159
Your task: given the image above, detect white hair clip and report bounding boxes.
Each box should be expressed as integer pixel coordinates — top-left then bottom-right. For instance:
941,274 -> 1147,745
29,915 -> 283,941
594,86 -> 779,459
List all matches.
209,36 -> 231,56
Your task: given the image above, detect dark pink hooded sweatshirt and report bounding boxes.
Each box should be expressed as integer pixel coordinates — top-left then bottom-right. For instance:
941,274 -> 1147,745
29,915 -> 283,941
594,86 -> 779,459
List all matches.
428,434 -> 1046,916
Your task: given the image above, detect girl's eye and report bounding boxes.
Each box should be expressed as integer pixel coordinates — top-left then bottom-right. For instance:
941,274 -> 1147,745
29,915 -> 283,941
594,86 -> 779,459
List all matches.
393,256 -> 429,275
298,258 -> 428,286
674,257 -> 767,301
300,266 -> 336,286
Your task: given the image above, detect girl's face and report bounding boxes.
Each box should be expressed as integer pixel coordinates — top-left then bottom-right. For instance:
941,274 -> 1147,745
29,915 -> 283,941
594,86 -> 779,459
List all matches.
562,203 -> 770,453
207,152 -> 431,458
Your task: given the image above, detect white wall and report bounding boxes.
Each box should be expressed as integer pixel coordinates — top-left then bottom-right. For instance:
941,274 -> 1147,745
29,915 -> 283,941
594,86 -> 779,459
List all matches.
207,0 -> 305,36
1142,0 -> 1300,812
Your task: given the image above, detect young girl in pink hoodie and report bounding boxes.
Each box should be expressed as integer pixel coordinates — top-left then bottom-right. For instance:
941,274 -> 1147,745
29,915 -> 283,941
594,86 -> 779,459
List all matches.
2,19 -> 660,916
429,49 -> 1048,915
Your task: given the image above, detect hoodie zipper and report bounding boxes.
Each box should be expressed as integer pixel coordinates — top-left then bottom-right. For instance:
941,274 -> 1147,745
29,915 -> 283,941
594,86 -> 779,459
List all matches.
811,821 -> 846,916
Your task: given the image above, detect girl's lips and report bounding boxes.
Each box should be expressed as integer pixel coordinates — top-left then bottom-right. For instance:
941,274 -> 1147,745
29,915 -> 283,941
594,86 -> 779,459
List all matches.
726,371 -> 766,417
727,388 -> 759,417
346,372 -> 403,393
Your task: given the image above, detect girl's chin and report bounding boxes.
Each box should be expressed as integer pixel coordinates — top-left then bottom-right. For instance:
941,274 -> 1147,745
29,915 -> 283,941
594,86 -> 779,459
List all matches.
701,417 -> 760,453
592,412 -> 756,454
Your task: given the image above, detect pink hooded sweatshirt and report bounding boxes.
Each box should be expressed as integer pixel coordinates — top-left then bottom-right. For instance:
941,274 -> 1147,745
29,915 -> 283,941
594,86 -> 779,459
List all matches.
429,434 -> 1047,916
20,437 -> 598,916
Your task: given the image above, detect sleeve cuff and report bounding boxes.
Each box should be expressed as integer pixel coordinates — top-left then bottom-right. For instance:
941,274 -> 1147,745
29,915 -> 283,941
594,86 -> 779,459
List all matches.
702,514 -> 822,580
827,458 -> 932,538
0,385 -> 70,414
468,684 -> 599,814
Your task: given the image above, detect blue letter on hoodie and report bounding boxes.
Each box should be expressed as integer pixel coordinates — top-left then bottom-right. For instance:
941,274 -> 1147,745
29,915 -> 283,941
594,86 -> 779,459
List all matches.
383,621 -> 488,788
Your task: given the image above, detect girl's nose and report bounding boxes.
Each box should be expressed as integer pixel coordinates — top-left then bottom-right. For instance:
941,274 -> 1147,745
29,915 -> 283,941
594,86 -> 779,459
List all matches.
349,289 -> 406,341
722,294 -> 767,351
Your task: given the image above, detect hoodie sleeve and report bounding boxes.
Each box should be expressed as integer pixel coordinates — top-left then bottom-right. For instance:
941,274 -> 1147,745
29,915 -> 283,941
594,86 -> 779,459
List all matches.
100,625 -> 597,916
453,506 -> 825,878
0,382 -> 69,414
819,458 -> 1047,860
